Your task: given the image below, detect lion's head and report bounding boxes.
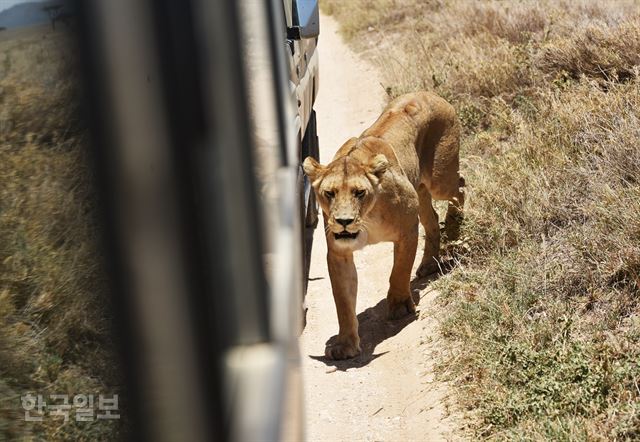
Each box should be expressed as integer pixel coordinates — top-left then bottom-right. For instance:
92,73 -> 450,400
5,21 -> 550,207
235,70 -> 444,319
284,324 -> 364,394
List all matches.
303,141 -> 389,252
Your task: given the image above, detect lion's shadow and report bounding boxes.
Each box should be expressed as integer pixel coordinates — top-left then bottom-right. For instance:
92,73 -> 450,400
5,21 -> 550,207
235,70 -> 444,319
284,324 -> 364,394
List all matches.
308,272 -> 440,371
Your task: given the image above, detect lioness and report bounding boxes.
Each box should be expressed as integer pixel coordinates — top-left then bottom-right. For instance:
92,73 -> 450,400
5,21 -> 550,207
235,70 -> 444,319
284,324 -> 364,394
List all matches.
303,91 -> 465,360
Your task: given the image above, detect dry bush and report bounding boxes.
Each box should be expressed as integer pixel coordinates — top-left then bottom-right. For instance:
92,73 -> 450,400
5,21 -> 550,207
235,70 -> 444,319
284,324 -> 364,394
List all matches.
538,20 -> 640,81
461,2 -> 548,44
323,0 -> 640,438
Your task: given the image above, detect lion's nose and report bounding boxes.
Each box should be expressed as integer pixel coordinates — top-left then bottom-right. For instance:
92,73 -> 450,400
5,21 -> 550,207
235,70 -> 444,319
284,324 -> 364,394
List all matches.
336,218 -> 354,228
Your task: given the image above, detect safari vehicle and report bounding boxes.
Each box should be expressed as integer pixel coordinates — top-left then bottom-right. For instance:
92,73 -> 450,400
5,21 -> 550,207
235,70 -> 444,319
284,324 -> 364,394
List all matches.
285,0 -> 321,289
75,0 -> 319,440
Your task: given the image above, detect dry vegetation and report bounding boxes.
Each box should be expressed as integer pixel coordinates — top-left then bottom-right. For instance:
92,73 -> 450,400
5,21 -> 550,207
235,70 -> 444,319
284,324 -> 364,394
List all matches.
0,26 -> 122,439
322,0 -> 640,439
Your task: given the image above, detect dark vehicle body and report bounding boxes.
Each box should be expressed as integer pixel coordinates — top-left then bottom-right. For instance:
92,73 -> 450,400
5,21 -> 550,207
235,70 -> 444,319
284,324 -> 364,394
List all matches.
76,0 -> 319,440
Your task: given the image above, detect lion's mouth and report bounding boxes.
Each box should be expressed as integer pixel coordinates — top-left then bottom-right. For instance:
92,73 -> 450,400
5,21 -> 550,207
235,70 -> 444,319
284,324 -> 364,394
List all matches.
334,231 -> 359,240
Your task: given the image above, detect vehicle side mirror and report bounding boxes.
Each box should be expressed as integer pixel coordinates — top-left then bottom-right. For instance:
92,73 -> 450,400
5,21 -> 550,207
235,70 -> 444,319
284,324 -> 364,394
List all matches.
287,0 -> 319,40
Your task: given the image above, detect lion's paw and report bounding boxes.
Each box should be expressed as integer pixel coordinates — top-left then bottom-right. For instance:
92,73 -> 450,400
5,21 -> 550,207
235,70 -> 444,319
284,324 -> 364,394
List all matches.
387,296 -> 416,320
325,341 -> 360,360
416,260 -> 439,278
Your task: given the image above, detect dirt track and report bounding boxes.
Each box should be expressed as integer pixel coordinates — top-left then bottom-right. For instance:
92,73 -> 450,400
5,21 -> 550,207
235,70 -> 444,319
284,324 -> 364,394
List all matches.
300,14 -> 459,442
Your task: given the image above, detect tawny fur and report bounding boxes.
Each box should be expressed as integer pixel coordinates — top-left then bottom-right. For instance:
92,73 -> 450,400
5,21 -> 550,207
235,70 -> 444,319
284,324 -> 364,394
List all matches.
303,91 -> 465,360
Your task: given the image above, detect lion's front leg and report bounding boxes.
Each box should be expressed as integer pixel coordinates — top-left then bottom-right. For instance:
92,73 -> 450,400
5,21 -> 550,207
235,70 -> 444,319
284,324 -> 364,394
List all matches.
326,250 -> 360,360
387,222 -> 419,320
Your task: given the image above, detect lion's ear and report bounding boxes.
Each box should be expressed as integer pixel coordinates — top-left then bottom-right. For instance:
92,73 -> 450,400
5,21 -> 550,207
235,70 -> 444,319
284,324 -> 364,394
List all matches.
367,154 -> 389,181
302,156 -> 325,183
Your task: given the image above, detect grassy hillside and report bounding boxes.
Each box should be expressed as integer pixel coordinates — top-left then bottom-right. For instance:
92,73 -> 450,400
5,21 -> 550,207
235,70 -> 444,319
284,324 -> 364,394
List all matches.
0,27 -> 122,439
322,0 -> 640,439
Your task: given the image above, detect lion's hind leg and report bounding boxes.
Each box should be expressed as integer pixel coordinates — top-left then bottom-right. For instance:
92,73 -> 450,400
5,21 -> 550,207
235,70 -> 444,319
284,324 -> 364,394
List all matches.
443,175 -> 465,241
416,183 -> 440,277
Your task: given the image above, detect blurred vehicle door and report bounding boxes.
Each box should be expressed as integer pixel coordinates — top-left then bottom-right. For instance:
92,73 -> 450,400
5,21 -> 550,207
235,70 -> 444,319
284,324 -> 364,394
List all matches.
78,0 -> 306,440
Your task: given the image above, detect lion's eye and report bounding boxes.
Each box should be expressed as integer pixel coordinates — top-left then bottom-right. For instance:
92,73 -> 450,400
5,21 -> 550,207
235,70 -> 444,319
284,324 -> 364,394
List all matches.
324,190 -> 335,199
354,189 -> 366,199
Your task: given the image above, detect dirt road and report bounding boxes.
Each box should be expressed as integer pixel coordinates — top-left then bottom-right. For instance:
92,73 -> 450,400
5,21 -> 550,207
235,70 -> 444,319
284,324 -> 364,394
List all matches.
300,14 -> 458,442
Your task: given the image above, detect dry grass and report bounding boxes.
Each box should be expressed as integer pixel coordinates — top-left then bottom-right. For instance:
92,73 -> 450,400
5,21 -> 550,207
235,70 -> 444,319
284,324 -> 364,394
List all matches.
0,26 -> 122,440
538,20 -> 640,82
323,0 -> 640,439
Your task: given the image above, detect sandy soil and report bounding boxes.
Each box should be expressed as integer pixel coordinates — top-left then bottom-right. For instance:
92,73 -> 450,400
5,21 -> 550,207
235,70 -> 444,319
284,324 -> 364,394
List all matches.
300,14 -> 460,442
